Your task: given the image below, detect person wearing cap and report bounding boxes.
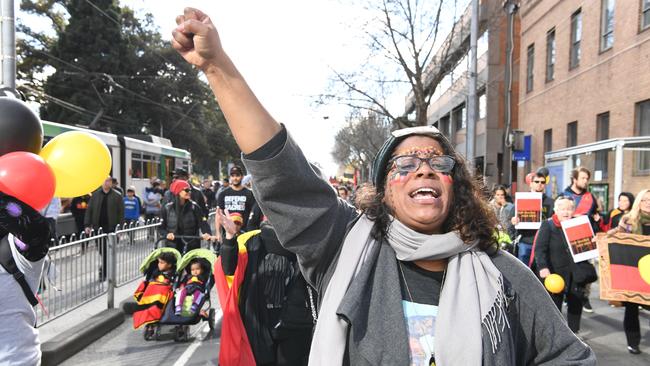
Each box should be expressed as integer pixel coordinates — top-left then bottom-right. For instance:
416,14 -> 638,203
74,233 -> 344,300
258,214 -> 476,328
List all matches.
173,8 -> 595,365
215,165 -> 256,244
159,180 -> 212,254
173,168 -> 209,219
123,186 -> 142,225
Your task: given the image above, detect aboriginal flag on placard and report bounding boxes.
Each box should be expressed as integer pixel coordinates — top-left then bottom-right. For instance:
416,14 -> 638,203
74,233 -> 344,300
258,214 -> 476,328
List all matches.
518,199 -> 540,211
609,243 -> 650,293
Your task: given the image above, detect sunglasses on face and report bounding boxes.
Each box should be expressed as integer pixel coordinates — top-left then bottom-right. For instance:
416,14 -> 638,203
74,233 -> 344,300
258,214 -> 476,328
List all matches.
389,155 -> 455,174
532,180 -> 546,184
182,188 -> 191,193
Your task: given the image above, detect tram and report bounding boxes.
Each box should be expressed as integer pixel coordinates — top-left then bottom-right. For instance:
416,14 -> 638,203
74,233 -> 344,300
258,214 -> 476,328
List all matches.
42,120 -> 192,197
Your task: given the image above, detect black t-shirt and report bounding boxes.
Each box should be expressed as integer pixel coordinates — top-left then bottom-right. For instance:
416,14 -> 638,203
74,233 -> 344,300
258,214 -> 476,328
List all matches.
397,260 -> 444,305
643,224 -> 650,236
217,187 -> 256,227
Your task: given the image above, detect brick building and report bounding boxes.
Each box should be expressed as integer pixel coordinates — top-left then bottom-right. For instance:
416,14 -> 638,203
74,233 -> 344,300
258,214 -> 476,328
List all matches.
517,0 -> 650,209
406,0 -> 521,187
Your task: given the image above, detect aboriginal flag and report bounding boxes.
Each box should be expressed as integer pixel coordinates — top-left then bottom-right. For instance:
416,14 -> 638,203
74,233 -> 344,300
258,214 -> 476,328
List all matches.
214,231 -> 259,366
609,243 -> 650,294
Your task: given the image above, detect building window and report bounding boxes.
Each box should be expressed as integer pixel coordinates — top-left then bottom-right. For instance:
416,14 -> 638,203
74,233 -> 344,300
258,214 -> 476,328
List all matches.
544,128 -> 553,153
570,10 -> 582,69
440,115 -> 450,137
596,112 -> 610,178
600,0 -> 615,51
526,44 -> 535,92
453,104 -> 466,131
478,92 -> 487,119
567,121 -> 578,147
546,28 -> 556,81
643,0 -> 650,30
636,100 -> 650,173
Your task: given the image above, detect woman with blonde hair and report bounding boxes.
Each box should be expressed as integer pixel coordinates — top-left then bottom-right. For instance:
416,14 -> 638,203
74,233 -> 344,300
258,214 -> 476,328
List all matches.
607,188 -> 650,354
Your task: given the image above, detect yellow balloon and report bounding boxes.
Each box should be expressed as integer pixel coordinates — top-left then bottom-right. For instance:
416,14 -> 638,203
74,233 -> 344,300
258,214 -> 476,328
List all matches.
639,255 -> 650,286
544,274 -> 565,294
40,131 -> 112,197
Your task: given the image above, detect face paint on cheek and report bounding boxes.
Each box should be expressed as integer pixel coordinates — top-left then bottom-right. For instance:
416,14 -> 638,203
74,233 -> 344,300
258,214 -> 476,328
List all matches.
389,170 -> 410,185
440,174 -> 453,185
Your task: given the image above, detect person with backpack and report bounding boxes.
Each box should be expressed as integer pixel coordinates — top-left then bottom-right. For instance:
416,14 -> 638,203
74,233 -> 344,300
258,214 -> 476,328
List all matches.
216,209 -> 314,366
0,192 -> 53,364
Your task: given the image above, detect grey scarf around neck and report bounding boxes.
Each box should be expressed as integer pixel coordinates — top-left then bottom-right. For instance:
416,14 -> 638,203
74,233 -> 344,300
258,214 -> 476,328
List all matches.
308,215 -> 509,366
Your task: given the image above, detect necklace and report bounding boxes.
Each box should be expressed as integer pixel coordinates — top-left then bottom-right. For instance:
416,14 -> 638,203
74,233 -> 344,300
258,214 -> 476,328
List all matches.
398,260 -> 446,366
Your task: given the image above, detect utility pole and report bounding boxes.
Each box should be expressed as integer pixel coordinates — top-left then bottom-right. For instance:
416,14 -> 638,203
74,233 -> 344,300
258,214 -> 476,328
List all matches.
503,0 -> 519,186
0,0 -> 16,91
466,0 -> 479,169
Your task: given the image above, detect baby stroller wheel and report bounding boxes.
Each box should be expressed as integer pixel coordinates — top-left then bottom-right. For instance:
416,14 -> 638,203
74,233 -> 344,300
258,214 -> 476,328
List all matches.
208,308 -> 216,331
154,324 -> 162,341
143,324 -> 155,341
183,325 -> 190,342
174,325 -> 185,342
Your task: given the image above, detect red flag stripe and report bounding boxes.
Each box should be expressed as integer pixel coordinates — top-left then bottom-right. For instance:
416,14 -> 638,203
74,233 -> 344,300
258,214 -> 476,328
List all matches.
610,264 -> 650,293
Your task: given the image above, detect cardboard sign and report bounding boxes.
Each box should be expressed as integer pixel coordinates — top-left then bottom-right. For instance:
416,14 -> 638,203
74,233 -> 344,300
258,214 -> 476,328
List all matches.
514,192 -> 543,230
597,233 -> 650,306
561,215 -> 597,262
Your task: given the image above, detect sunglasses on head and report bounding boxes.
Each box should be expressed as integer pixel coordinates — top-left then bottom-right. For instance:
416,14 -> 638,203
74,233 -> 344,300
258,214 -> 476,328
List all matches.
389,155 -> 455,174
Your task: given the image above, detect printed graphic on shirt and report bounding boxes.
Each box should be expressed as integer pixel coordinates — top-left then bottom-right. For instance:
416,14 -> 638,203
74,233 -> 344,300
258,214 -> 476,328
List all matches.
217,188 -> 256,226
403,300 -> 438,366
224,195 -> 248,211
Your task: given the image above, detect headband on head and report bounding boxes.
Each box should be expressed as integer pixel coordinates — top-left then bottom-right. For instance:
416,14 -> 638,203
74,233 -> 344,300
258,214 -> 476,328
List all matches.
371,125 -> 450,189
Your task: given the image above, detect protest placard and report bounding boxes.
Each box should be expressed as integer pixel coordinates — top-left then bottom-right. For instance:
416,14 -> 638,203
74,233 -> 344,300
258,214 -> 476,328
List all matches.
561,215 -> 597,262
597,233 -> 650,306
514,192 -> 543,230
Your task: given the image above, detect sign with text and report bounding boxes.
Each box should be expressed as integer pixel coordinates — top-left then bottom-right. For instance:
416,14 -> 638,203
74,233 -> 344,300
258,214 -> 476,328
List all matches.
597,233 -> 650,306
515,192 -> 543,230
561,215 -> 597,262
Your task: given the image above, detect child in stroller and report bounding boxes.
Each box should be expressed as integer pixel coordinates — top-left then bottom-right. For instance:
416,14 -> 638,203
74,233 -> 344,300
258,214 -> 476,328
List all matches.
159,248 -> 217,342
133,247 -> 181,340
175,259 -> 208,316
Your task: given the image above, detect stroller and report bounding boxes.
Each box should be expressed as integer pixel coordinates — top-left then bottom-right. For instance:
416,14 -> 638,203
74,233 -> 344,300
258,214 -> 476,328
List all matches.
158,248 -> 217,342
133,246 -> 182,340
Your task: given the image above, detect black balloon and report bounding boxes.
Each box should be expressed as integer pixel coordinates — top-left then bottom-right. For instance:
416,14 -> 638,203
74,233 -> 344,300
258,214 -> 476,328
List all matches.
536,167 -> 550,177
0,97 -> 43,157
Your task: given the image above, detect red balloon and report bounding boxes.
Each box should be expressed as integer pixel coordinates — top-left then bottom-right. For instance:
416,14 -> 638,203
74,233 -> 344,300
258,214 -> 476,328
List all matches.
525,173 -> 535,185
0,152 -> 56,210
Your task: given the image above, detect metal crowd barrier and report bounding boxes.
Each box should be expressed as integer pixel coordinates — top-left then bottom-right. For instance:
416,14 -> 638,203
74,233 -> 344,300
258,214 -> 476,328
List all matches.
36,219 -> 162,326
35,213 -> 222,326
36,231 -> 108,326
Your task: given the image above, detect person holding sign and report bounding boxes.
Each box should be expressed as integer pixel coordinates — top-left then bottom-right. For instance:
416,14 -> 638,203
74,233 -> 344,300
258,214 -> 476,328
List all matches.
606,188 -> 650,354
533,196 -> 588,333
511,171 -> 554,266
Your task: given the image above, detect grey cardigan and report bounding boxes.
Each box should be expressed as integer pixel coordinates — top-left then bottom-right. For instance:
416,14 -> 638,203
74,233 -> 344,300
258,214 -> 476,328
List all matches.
243,129 -> 596,365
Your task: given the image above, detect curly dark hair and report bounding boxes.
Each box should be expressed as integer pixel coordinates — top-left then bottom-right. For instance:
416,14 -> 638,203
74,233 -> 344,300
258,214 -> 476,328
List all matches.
356,135 -> 498,251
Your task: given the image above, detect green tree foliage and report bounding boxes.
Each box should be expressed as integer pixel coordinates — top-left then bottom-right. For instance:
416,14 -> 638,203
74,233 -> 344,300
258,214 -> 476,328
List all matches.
17,0 -> 238,174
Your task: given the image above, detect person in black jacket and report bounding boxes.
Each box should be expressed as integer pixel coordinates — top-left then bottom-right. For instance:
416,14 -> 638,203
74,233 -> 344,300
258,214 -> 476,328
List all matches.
218,210 -> 314,366
159,180 -> 211,254
533,195 -> 587,333
174,169 -> 209,219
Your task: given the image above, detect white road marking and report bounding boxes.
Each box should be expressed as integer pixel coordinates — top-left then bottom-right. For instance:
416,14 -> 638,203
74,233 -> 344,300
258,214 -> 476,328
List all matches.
172,309 -> 223,366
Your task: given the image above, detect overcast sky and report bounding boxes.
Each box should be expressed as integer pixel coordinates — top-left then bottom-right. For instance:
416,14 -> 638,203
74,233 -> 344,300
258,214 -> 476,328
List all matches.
118,0 -> 378,176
